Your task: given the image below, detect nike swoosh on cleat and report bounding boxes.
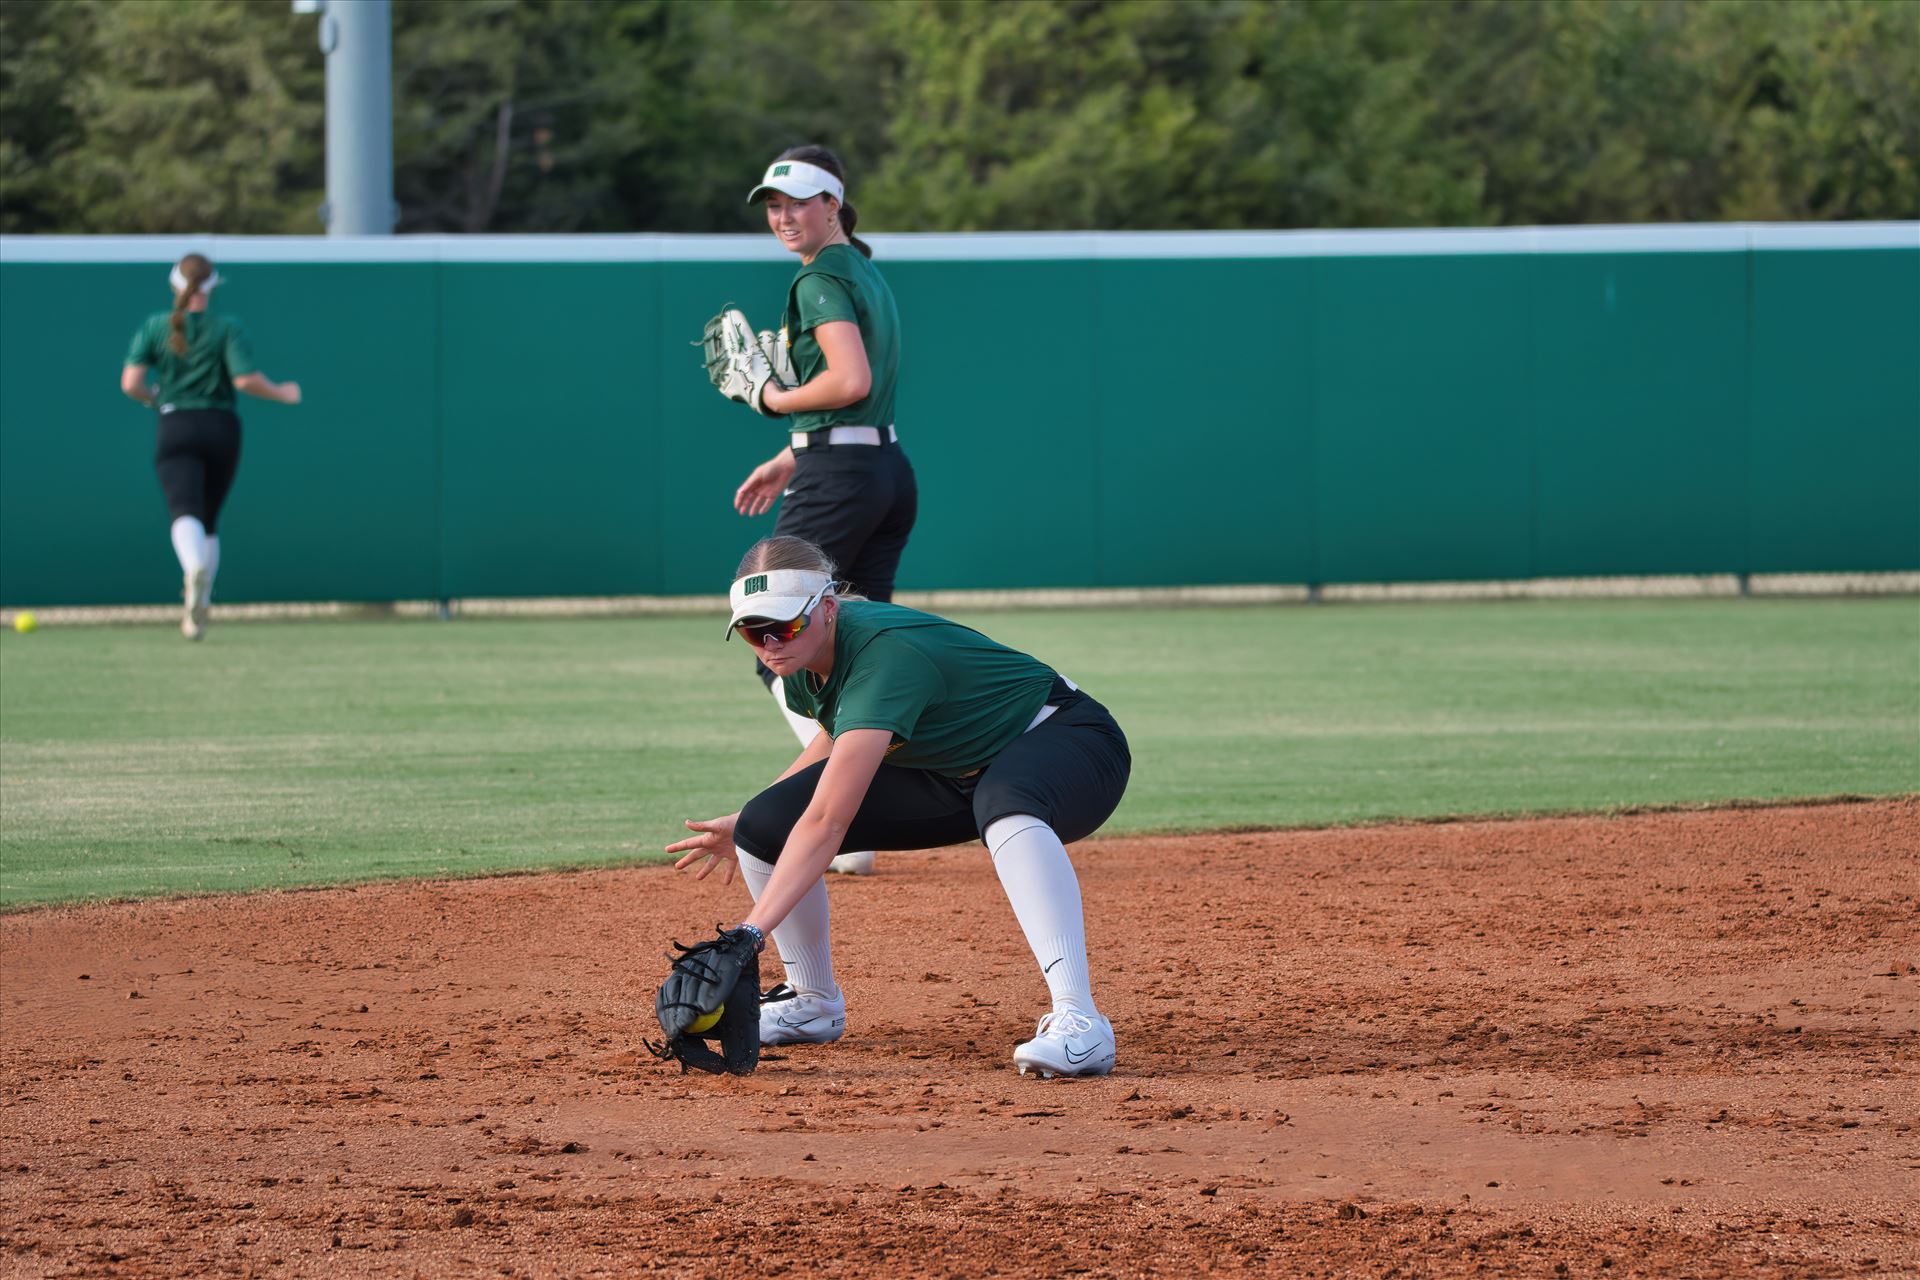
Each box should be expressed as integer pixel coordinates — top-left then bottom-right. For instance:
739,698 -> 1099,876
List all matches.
1064,1043 -> 1098,1064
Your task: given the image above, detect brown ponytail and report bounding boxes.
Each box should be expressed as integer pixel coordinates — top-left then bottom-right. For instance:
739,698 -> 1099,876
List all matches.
168,253 -> 215,355
774,144 -> 873,259
837,200 -> 872,260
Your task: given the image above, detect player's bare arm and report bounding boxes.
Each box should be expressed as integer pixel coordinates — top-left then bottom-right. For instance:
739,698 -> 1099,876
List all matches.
119,364 -> 155,407
740,727 -> 890,931
667,724 -> 833,881
757,321 -> 870,416
734,447 -> 797,516
233,372 -> 302,405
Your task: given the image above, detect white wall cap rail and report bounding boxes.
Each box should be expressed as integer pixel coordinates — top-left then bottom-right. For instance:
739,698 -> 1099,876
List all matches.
3,222 -> 1915,265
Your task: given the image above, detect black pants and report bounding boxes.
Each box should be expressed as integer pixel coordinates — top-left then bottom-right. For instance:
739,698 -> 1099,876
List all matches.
774,441 -> 918,599
154,408 -> 242,533
734,679 -> 1131,862
758,441 -> 918,688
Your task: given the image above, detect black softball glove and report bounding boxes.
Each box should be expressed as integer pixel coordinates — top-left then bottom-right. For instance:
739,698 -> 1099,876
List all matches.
644,925 -> 762,1075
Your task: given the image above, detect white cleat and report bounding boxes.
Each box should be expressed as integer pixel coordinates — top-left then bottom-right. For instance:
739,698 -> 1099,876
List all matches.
1013,1009 -> 1116,1079
181,568 -> 209,641
759,983 -> 846,1046
828,851 -> 876,875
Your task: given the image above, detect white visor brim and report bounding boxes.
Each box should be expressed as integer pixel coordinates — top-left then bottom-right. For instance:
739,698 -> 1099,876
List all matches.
746,159 -> 845,205
170,264 -> 221,294
725,568 -> 832,638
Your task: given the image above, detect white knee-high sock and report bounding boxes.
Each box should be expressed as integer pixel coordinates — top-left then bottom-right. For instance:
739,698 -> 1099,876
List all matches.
770,679 -> 823,748
985,815 -> 1095,1016
769,682 -> 873,865
201,535 -> 220,605
736,847 -> 839,999
170,516 -> 209,575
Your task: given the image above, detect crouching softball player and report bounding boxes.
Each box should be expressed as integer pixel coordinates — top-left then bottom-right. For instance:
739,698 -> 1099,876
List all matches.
667,535 -> 1131,1077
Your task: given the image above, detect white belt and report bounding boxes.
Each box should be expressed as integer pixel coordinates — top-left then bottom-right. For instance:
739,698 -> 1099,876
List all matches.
791,425 -> 897,449
1024,676 -> 1079,732
954,678 -> 1082,777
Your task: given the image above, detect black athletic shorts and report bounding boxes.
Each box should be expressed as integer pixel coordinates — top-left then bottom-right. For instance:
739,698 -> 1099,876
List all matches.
734,676 -> 1131,861
758,439 -> 918,689
154,408 -> 242,532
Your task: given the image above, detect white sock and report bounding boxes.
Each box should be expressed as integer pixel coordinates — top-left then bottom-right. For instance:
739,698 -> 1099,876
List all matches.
737,847 -> 839,1000
985,815 -> 1095,1016
170,516 -> 209,576
770,681 -> 874,866
769,678 -> 823,748
201,535 -> 220,606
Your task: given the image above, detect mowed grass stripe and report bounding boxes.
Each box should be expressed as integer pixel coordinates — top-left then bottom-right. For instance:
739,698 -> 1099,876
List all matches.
2,598 -> 1914,906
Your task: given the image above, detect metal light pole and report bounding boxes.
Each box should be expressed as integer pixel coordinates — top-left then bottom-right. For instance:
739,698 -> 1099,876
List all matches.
292,0 -> 396,236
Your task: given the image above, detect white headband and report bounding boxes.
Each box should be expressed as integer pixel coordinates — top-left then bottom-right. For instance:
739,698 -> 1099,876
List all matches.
746,159 -> 845,205
170,264 -> 221,295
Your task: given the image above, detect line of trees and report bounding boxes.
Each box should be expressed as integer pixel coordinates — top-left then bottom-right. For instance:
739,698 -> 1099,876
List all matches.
3,0 -> 1914,236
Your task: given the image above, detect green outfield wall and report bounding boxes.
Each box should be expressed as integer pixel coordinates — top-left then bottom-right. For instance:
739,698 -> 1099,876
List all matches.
1,226 -> 1914,606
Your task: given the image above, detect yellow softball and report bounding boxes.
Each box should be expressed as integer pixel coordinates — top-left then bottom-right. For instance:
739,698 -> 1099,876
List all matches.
687,1004 -> 723,1034
12,611 -> 37,634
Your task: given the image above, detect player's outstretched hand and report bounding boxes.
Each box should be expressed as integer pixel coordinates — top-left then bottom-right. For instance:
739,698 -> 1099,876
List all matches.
734,451 -> 796,517
668,815 -> 741,884
281,381 -> 303,406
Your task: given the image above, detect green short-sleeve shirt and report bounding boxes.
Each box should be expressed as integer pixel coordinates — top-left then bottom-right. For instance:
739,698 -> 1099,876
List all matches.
782,601 -> 1057,775
780,244 -> 900,433
124,311 -> 257,411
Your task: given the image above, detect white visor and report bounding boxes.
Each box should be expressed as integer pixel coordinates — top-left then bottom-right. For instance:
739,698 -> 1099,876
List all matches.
170,264 -> 221,294
746,159 -> 845,205
724,568 -> 833,639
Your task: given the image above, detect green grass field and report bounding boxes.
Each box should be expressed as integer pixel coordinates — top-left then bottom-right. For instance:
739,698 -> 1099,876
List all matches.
2,597 -> 1914,907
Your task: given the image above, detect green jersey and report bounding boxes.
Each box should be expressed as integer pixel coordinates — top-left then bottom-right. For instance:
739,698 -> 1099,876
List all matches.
125,311 -> 257,412
783,601 -> 1057,776
780,244 -> 900,433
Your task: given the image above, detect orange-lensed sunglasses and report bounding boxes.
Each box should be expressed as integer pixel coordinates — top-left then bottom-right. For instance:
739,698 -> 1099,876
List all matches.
732,588 -> 827,647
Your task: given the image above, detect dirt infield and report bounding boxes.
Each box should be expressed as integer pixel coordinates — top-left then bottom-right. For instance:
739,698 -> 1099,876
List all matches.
3,799 -> 1915,1278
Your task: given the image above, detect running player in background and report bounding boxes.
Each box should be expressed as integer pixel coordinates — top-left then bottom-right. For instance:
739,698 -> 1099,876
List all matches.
729,144 -> 919,876
667,536 -> 1131,1078
120,254 -> 301,640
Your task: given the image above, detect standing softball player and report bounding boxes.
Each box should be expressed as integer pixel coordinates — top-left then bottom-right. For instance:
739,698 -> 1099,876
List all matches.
703,144 -> 918,876
665,535 -> 1131,1078
120,254 -> 301,640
